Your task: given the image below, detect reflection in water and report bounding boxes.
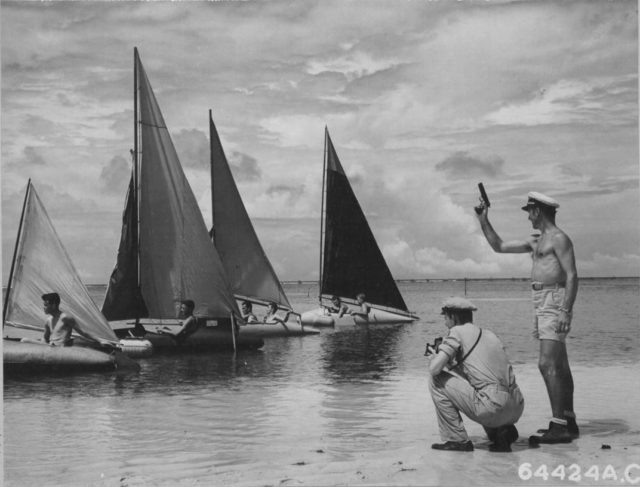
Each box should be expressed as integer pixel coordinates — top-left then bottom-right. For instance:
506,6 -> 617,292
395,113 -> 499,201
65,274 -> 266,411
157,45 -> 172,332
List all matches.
321,324 -> 404,381
320,324 -> 411,459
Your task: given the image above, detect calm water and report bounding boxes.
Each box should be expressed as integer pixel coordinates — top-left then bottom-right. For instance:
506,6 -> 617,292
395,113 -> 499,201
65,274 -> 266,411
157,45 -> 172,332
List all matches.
3,278 -> 639,485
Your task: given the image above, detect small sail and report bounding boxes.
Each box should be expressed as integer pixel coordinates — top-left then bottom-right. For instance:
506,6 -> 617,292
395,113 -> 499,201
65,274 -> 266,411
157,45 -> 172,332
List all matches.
4,182 -> 119,344
102,50 -> 240,321
209,112 -> 292,310
321,129 -> 409,312
102,173 -> 148,321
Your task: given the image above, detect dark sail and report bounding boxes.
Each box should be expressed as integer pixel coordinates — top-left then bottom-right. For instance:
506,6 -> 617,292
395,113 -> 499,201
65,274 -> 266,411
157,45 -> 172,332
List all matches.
209,112 -> 292,310
321,130 -> 408,312
102,173 -> 148,321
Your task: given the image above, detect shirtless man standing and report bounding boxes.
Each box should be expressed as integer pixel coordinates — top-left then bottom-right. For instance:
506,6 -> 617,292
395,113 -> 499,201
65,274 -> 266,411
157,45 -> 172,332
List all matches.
476,192 -> 578,444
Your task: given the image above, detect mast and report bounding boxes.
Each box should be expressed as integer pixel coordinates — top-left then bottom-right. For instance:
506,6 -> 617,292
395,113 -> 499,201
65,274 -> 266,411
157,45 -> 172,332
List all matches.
209,109 -> 216,246
318,127 -> 328,304
3,179 -> 31,325
134,47 -> 141,323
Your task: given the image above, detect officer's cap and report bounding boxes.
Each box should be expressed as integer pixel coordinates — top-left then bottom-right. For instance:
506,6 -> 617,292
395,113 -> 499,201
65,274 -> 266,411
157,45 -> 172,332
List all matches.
440,297 -> 477,314
521,191 -> 559,211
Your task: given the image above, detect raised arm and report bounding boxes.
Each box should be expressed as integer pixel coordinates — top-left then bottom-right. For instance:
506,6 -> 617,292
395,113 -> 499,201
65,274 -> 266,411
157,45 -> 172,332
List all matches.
476,204 -> 532,254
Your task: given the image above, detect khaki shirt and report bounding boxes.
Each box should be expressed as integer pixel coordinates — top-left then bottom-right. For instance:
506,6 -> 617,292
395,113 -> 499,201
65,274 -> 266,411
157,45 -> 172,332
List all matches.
439,322 -> 517,392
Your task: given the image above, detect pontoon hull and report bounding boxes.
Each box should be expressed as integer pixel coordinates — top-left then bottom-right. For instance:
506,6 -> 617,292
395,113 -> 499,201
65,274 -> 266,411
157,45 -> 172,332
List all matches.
111,320 -> 264,351
3,339 -> 138,374
239,322 -> 320,338
300,307 -> 417,327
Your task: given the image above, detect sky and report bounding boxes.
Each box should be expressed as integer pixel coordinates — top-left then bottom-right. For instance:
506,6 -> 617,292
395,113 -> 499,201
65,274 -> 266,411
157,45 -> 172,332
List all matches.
1,0 -> 638,284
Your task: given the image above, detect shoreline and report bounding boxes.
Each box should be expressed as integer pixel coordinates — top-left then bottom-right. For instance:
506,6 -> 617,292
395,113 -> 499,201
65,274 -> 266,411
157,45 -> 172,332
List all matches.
212,363 -> 640,487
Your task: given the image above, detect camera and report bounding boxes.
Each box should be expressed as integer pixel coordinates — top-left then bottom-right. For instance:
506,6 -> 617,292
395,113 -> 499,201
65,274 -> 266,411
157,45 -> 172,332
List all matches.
424,337 -> 443,356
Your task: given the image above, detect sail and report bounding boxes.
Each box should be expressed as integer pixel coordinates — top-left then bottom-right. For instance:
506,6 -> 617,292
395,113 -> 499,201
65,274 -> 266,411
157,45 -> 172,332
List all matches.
321,129 -> 409,312
102,173 -> 148,321
4,181 -> 119,344
102,50 -> 240,321
209,112 -> 292,310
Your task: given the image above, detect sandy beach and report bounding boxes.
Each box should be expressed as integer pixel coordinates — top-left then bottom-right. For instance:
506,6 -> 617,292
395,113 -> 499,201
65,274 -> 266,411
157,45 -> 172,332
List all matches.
211,364 -> 639,487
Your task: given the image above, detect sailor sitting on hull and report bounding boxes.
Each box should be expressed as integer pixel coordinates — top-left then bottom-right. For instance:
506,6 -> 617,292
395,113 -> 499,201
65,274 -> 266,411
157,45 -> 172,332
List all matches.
264,302 -> 291,325
241,300 -> 260,324
325,295 -> 348,317
157,299 -> 200,345
349,293 -> 371,321
41,292 -> 100,347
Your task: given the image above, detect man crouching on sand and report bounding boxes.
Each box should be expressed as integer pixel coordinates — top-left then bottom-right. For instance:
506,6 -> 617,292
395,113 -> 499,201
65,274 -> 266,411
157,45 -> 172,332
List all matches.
427,297 -> 524,452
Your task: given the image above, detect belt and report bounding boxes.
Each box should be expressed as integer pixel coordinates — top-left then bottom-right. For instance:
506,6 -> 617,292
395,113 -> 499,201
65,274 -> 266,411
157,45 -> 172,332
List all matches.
531,282 -> 565,291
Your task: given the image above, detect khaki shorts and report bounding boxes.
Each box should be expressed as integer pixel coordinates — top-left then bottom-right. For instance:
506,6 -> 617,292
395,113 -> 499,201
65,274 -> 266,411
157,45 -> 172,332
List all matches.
532,287 -> 566,342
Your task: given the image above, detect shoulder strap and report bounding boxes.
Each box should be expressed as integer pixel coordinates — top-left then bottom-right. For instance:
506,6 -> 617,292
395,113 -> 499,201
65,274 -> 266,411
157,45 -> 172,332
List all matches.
457,328 -> 482,365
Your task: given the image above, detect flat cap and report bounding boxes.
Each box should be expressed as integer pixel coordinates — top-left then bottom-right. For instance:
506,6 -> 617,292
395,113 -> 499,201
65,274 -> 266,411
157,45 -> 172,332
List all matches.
441,296 -> 477,314
521,191 -> 559,211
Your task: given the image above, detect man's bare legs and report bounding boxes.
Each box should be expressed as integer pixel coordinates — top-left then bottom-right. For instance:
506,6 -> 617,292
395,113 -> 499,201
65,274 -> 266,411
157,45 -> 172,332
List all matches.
530,339 -> 577,443
538,339 -> 573,417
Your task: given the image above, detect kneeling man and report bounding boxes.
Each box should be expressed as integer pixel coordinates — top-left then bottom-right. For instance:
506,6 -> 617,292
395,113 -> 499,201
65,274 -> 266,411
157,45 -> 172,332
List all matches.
427,297 -> 524,452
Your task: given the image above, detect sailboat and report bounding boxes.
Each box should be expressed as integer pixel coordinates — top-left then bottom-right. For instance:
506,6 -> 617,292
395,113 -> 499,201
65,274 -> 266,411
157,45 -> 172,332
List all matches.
300,128 -> 418,327
101,48 -> 262,352
208,110 -> 318,337
3,180 -> 140,373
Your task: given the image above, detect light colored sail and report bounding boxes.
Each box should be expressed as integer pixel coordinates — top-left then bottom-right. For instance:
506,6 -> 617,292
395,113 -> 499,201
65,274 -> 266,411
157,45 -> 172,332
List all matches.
209,113 -> 292,310
134,55 -> 240,320
4,182 -> 118,344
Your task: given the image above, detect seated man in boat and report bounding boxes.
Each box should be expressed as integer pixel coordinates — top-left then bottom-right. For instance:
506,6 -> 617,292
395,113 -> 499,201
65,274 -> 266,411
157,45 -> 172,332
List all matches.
158,299 -> 200,345
325,295 -> 348,317
264,302 -> 291,325
41,292 -> 93,347
349,293 -> 371,321
427,297 -> 524,452
241,301 -> 260,324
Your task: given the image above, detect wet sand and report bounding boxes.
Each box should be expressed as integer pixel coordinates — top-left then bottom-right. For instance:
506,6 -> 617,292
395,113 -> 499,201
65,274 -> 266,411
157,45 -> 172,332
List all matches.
215,364 -> 640,486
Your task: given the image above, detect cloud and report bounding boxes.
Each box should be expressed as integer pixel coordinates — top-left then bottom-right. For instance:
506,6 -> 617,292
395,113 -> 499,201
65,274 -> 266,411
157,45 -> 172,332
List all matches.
306,50 -> 400,83
266,184 -> 304,203
228,151 -> 261,181
382,238 -> 531,279
22,146 -> 47,166
21,114 -> 58,136
435,151 -> 505,179
100,155 -> 130,193
578,252 -> 640,277
1,1 -> 637,282
485,76 -> 638,127
173,129 -> 208,169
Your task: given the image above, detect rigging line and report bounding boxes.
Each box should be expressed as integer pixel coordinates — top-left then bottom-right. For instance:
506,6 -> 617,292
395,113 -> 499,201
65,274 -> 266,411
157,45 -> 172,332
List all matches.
139,121 -> 167,130
3,179 -> 31,325
209,109 -> 216,245
134,48 -> 142,324
318,127 -> 328,305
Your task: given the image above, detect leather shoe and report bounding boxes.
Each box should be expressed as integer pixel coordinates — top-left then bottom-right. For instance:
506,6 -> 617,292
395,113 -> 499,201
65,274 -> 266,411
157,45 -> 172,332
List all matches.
489,424 -> 519,452
529,422 -> 572,445
536,418 -> 579,439
431,440 -> 474,451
